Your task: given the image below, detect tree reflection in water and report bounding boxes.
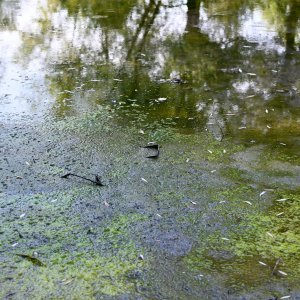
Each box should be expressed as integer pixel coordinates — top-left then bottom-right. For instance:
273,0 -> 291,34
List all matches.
0,0 -> 299,144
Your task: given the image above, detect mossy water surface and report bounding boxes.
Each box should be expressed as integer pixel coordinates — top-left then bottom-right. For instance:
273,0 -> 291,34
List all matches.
0,187 -> 146,299
1,106 -> 299,299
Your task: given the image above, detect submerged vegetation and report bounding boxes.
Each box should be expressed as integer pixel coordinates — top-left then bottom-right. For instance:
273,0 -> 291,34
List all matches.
0,0 -> 299,298
0,189 -> 146,298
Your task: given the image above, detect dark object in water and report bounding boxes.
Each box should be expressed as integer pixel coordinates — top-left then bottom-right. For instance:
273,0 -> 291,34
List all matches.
143,144 -> 160,158
61,173 -> 104,186
16,229 -> 23,238
171,78 -> 185,84
15,254 -> 46,267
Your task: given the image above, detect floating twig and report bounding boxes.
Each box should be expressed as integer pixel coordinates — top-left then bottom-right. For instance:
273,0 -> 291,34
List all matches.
272,258 -> 281,275
61,173 -> 104,186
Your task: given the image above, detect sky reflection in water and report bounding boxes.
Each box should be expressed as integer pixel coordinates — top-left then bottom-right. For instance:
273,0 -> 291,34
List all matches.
0,0 -> 299,147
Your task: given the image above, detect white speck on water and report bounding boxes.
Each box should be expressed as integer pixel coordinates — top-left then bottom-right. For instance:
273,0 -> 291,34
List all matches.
276,198 -> 288,202
278,270 -> 288,276
259,191 -> 267,197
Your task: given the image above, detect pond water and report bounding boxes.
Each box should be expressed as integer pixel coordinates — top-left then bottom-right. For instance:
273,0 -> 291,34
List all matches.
1,0 -> 299,145
0,1 -> 300,299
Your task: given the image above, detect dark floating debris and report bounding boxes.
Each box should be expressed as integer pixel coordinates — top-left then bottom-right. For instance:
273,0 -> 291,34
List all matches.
143,144 -> 160,158
16,229 -> 23,239
61,173 -> 104,186
15,254 -> 46,267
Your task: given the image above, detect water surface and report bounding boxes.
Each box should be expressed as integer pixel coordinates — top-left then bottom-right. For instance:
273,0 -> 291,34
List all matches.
0,0 -> 299,299
1,0 -> 299,144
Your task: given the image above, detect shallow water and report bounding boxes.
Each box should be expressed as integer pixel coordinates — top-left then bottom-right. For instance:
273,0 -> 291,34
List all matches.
0,1 -> 300,299
1,0 -> 299,142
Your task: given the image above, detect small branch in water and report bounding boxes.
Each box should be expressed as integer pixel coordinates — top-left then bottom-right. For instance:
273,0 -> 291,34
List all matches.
61,173 -> 104,186
271,258 -> 281,275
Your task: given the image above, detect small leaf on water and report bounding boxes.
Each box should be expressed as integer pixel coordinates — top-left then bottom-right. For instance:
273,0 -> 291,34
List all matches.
15,254 -> 46,267
259,191 -> 267,197
62,279 -> 73,285
276,198 -> 288,202
278,270 -> 288,276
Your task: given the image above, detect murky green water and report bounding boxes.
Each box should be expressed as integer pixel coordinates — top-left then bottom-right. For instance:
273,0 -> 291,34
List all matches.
0,1 -> 300,299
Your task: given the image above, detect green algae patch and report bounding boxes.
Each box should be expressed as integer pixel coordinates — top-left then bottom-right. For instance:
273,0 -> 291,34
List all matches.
52,105 -> 244,163
1,252 -> 142,299
228,191 -> 300,273
184,189 -> 300,290
260,143 -> 300,165
219,167 -> 249,182
0,189 -> 147,299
